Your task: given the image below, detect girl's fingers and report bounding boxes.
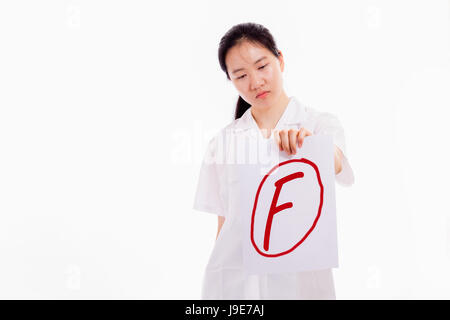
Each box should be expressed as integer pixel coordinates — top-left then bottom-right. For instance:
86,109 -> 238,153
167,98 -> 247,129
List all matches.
297,128 -> 304,148
280,130 -> 291,154
288,129 -> 298,155
305,128 -> 313,137
298,127 -> 312,148
275,128 -> 313,154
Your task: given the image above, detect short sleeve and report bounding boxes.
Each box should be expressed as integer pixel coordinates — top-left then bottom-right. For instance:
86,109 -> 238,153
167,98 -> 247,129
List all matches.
193,135 -> 227,217
315,113 -> 355,187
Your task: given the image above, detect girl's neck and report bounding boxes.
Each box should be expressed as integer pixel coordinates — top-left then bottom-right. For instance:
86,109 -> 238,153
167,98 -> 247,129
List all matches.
250,91 -> 290,133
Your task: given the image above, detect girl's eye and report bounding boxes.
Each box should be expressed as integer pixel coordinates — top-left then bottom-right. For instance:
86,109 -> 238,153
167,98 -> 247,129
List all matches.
237,64 -> 268,80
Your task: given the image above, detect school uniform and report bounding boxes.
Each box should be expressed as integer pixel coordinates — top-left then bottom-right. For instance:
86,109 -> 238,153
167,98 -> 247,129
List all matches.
193,96 -> 354,299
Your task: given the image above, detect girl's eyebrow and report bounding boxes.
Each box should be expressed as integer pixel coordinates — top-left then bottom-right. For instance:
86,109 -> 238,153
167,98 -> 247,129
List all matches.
231,56 -> 267,74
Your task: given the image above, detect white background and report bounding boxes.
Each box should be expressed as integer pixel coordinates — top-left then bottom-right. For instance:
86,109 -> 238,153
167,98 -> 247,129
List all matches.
0,0 -> 449,299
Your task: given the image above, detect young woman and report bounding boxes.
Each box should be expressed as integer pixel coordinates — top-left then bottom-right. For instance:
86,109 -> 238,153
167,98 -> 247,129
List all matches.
193,22 -> 354,299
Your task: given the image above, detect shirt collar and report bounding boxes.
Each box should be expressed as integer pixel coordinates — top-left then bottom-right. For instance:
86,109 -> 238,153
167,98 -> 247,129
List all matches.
234,96 -> 307,131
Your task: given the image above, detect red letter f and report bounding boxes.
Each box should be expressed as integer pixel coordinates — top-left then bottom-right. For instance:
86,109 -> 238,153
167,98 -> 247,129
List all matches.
263,171 -> 304,251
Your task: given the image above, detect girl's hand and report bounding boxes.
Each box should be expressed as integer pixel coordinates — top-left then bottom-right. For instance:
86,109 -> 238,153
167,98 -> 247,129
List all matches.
274,127 -> 313,155
274,127 -> 344,175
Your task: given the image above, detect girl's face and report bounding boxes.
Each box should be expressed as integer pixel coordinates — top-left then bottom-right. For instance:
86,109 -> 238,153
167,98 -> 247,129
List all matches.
225,40 -> 285,108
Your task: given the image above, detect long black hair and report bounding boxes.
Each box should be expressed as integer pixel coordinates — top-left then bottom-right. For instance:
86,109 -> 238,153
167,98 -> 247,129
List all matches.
218,22 -> 281,120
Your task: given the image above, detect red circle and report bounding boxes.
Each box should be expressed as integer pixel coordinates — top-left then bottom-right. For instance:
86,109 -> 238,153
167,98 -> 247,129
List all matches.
250,158 -> 324,257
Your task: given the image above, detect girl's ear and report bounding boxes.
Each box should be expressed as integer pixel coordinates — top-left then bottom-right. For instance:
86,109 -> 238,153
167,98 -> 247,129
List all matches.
278,50 -> 285,72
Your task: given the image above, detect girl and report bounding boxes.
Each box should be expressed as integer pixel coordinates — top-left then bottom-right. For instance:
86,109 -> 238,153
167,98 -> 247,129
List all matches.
193,22 -> 354,299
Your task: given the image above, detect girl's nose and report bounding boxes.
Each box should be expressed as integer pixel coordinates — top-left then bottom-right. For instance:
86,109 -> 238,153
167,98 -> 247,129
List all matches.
249,73 -> 264,90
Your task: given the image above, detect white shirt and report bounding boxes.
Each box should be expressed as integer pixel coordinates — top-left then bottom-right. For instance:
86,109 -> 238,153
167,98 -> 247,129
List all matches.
193,96 -> 355,299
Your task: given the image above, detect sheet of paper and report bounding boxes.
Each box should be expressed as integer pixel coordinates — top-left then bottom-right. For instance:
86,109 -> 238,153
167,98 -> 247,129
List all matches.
231,134 -> 338,276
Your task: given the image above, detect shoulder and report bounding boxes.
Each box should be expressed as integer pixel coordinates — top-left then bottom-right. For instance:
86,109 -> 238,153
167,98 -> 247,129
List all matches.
301,103 -> 338,122
295,102 -> 343,135
300,102 -> 341,125
314,113 -> 344,137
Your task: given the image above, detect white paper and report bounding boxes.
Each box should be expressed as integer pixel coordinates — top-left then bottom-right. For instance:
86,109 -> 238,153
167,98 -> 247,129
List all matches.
230,134 -> 338,276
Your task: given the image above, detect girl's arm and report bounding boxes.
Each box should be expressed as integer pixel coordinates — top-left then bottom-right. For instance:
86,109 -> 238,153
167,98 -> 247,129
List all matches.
216,216 -> 225,240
